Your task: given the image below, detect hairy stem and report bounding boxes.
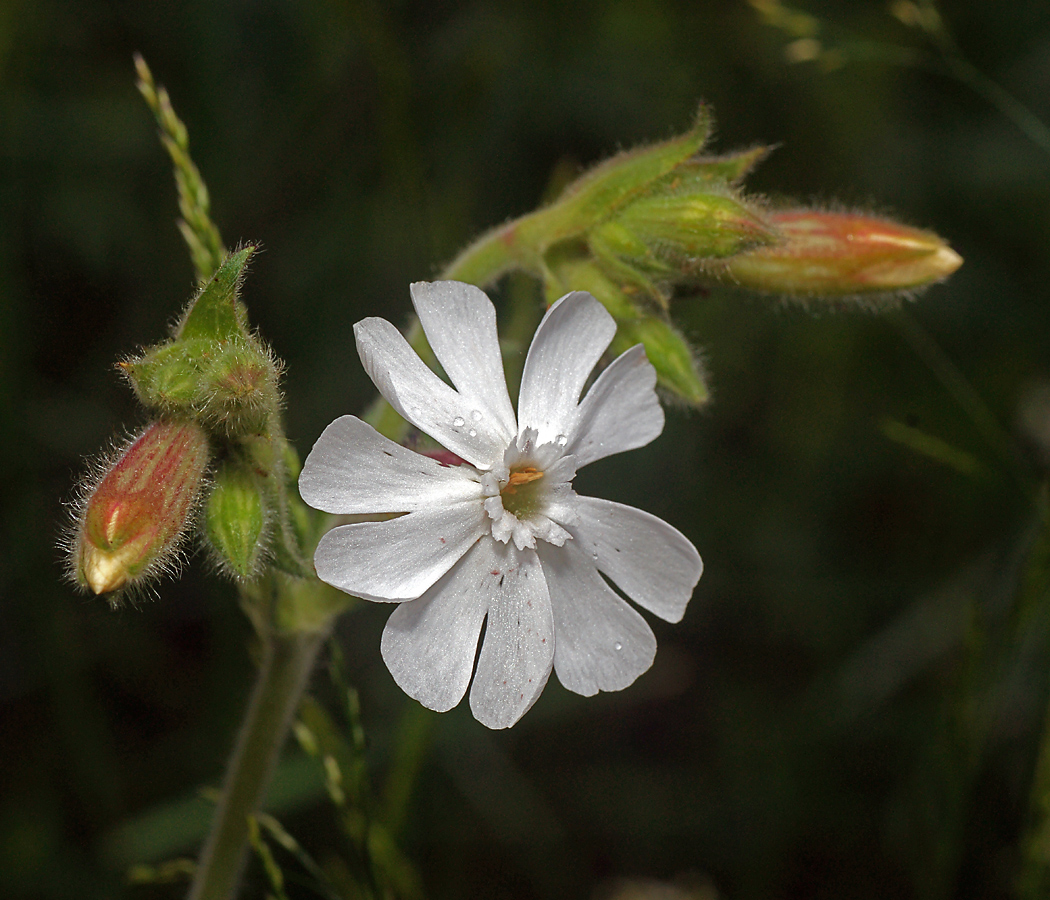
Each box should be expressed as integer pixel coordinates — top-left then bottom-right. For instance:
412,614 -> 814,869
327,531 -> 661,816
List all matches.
187,626 -> 328,900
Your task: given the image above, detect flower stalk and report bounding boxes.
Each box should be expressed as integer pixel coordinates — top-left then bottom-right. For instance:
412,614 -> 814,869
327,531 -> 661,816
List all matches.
187,623 -> 329,900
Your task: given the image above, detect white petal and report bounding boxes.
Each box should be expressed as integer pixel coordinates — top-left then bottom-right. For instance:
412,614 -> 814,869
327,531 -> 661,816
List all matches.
410,281 -> 517,440
354,317 -> 509,468
299,416 -> 484,514
571,496 -> 702,623
468,544 -> 555,729
313,501 -> 487,601
517,292 -> 616,445
380,541 -> 492,713
566,345 -> 665,469
538,541 -> 657,697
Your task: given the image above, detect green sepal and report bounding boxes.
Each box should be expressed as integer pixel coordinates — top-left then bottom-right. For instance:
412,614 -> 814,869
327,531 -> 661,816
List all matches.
611,314 -> 710,407
607,190 -> 774,266
177,246 -> 255,342
123,339 -> 214,412
686,145 -> 771,186
205,461 -> 270,580
515,104 -> 714,250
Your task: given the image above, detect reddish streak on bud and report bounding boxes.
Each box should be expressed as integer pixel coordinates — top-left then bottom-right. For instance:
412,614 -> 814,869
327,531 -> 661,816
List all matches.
719,210 -> 963,296
76,420 -> 210,594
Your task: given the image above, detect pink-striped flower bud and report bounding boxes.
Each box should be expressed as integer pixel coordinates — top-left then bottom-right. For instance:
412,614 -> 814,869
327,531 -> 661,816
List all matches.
71,420 -> 211,597
712,209 -> 962,301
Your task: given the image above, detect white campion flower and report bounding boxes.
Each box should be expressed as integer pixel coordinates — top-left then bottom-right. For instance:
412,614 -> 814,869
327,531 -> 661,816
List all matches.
299,281 -> 702,729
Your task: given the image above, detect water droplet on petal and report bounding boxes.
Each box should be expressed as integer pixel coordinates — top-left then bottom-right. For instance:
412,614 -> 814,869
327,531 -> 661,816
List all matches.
468,429 -> 477,437
453,416 -> 465,428
614,642 -> 623,652
471,409 -> 483,421
555,434 -> 568,446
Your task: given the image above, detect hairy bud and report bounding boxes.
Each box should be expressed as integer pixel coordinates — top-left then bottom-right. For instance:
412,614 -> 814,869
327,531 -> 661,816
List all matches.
205,461 -> 270,581
120,247 -> 282,437
547,255 -> 710,406
709,209 -> 962,302
70,420 -> 211,598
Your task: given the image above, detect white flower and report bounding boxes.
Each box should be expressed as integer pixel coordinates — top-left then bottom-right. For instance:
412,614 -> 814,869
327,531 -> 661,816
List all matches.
299,281 -> 702,729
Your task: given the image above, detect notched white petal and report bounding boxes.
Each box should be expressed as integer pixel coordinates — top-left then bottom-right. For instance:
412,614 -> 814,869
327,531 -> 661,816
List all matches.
539,542 -> 657,697
567,345 -> 664,469
354,317 -> 508,468
410,281 -> 517,440
299,415 -> 483,514
380,543 -> 491,713
313,501 -> 487,602
469,545 -> 555,729
517,292 -> 617,445
572,496 -> 701,624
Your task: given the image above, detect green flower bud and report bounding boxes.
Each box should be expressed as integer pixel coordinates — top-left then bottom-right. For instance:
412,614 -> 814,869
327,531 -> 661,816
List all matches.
120,247 -> 282,437
205,461 -> 270,581
592,189 -> 774,280
121,338 -> 213,412
547,255 -> 709,406
198,338 -> 281,436
610,315 -> 709,407
123,335 -> 279,437
71,420 -> 211,599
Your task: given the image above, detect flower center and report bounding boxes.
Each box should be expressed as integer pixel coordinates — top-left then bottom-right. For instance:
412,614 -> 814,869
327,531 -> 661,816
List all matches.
480,429 -> 579,551
500,465 -> 545,517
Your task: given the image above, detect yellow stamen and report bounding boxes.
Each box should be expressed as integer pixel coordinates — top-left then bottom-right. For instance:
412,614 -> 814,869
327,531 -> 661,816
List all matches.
503,467 -> 543,495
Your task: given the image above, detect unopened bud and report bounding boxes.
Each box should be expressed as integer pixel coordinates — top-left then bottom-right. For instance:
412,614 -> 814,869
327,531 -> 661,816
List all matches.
711,209 -> 962,301
205,462 -> 270,580
610,315 -> 709,407
546,256 -> 710,407
124,335 -> 279,437
119,247 -> 280,437
72,420 -> 210,597
595,189 -> 774,278
198,339 -> 280,436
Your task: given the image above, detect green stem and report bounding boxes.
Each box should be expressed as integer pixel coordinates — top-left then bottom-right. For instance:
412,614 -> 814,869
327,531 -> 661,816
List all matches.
440,219 -> 529,287
187,626 -> 328,900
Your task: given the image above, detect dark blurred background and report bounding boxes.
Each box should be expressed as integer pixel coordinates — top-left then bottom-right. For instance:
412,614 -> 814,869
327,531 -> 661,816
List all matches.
3,1 -> 1050,898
